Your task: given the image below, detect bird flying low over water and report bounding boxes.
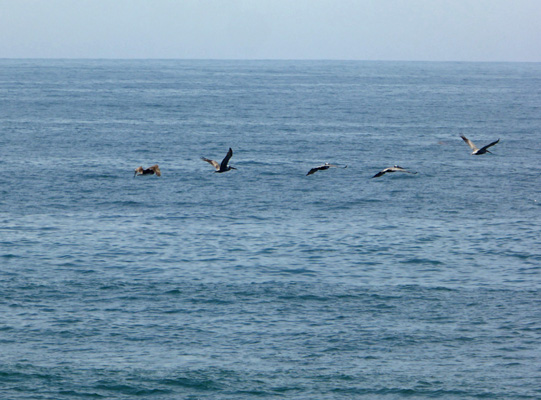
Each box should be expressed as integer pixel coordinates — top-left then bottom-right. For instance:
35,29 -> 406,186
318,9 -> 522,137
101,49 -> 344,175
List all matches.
306,163 -> 347,176
372,165 -> 417,178
460,135 -> 500,155
134,165 -> 161,177
201,148 -> 236,173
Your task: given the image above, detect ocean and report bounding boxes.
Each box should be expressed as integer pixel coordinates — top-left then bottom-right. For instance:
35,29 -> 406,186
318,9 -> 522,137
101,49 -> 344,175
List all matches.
0,59 -> 540,399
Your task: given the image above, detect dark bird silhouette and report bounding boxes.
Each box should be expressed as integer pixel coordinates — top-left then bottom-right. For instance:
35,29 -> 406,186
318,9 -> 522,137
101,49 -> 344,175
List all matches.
134,165 -> 161,177
201,148 -> 236,173
460,135 -> 500,155
372,165 -> 417,178
306,163 -> 347,176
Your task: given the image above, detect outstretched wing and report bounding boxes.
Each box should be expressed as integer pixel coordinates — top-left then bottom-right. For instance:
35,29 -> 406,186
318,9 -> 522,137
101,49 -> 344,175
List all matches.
149,165 -> 161,176
479,138 -> 500,152
396,168 -> 417,174
306,164 -> 331,176
372,169 -> 388,178
460,135 -> 478,152
201,157 -> 220,170
220,148 -> 233,171
306,167 -> 320,176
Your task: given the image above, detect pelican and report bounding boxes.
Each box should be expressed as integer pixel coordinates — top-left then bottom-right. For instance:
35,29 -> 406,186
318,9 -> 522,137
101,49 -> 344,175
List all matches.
201,148 -> 236,173
306,163 -> 347,176
460,135 -> 500,155
134,165 -> 161,177
372,165 -> 417,178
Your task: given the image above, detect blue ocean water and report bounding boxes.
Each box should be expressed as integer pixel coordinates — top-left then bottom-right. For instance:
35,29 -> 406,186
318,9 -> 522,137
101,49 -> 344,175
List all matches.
1,60 -> 540,399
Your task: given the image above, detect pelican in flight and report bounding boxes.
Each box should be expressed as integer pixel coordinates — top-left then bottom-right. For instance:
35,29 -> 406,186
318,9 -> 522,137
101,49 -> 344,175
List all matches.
372,165 -> 417,178
306,163 -> 347,176
134,165 -> 161,177
460,135 -> 500,155
201,148 -> 236,173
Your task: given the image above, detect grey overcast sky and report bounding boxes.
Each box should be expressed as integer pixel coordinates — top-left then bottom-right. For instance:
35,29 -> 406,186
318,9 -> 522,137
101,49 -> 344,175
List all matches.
1,0 -> 540,61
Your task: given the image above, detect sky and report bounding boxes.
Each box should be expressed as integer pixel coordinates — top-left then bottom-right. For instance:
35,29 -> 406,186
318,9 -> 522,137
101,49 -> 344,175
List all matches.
1,0 -> 540,62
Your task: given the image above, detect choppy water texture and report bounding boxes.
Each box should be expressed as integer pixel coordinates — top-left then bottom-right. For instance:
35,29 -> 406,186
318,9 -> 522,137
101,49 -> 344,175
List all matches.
1,60 -> 540,399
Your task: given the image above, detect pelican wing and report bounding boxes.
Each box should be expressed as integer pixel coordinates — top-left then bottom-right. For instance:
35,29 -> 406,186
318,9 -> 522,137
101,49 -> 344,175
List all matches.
149,164 -> 161,176
306,167 -> 321,176
201,157 -> 220,170
306,164 -> 331,176
372,168 -> 389,178
461,135 -> 478,152
220,148 -> 233,171
479,138 -> 500,152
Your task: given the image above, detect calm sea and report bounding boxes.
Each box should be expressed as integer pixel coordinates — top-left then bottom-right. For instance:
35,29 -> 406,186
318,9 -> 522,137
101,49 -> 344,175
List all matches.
1,60 -> 540,399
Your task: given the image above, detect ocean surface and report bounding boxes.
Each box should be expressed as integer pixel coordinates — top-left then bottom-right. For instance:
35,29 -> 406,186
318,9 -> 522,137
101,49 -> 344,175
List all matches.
1,59 -> 540,399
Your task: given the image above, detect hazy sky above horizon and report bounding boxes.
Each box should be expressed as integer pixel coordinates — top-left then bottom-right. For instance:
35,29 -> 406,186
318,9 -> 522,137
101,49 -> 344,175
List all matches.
1,0 -> 540,62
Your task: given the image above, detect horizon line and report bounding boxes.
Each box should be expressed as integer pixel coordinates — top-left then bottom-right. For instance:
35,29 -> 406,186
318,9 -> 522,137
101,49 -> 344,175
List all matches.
1,57 -> 540,64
